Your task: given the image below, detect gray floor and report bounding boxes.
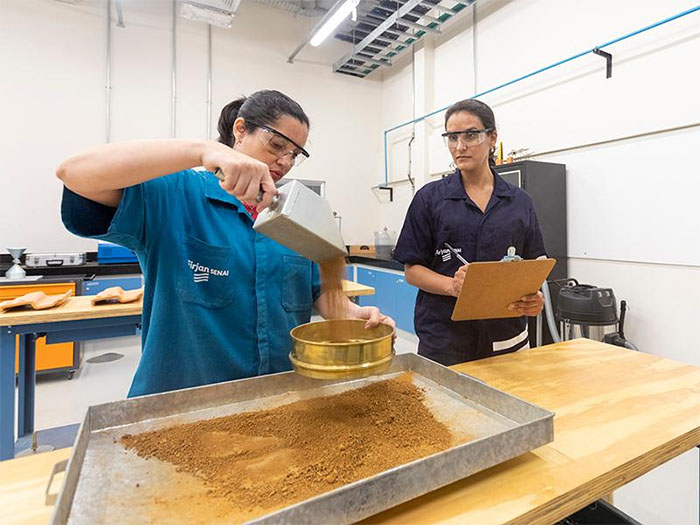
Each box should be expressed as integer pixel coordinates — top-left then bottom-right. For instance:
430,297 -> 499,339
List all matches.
15,329 -> 418,451
34,336 -> 142,430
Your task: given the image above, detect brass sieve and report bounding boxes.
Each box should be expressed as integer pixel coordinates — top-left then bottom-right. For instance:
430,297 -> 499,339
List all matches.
290,319 -> 395,379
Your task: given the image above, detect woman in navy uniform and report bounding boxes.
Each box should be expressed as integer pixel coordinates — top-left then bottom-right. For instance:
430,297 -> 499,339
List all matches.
58,90 -> 394,397
393,99 -> 545,366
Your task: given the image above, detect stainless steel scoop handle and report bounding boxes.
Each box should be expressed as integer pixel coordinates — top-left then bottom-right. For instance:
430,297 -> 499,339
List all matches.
214,168 -> 279,208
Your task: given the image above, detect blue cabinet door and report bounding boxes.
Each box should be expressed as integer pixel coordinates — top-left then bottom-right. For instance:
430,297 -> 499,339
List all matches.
373,271 -> 398,320
82,276 -> 143,296
394,277 -> 418,332
355,268 -> 417,334
371,271 -> 418,333
356,268 -> 377,308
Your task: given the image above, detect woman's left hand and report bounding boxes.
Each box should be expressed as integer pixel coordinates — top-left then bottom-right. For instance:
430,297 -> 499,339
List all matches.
507,291 -> 544,317
353,306 -> 396,332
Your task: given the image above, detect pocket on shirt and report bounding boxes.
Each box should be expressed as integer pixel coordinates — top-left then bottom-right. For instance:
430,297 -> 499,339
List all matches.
281,254 -> 313,312
482,217 -> 527,256
176,234 -> 235,308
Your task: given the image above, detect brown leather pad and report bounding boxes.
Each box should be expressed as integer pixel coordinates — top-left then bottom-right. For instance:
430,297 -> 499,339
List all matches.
91,286 -> 144,306
0,290 -> 73,312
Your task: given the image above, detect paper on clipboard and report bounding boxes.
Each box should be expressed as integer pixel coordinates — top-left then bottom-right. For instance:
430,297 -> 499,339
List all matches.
451,258 -> 556,321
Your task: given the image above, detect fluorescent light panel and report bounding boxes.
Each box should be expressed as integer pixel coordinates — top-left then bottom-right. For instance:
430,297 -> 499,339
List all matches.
310,0 -> 359,47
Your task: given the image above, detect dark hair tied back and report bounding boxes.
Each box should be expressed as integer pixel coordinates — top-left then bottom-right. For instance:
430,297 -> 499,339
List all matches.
217,90 -> 310,148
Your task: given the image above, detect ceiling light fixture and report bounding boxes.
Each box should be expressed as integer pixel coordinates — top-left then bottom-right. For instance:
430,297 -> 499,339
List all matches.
309,0 -> 360,47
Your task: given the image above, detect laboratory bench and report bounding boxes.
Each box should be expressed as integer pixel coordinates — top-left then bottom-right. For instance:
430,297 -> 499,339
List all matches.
2,340 -> 699,524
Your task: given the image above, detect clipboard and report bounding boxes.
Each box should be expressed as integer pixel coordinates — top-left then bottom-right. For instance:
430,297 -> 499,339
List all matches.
451,258 -> 556,321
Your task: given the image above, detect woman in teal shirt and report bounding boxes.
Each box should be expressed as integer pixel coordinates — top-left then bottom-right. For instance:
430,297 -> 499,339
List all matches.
58,90 -> 394,397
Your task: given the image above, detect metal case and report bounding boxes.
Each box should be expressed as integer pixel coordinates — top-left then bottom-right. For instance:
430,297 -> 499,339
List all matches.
24,253 -> 86,267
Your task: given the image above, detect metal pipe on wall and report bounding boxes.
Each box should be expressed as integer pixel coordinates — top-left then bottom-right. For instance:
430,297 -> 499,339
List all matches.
206,24 -> 212,140
406,39 -> 416,194
171,0 -> 177,138
472,1 -> 477,93
115,0 -> 125,28
105,0 -> 112,143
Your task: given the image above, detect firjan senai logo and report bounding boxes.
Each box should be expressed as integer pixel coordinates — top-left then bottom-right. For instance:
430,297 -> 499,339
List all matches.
435,247 -> 460,263
187,260 -> 230,284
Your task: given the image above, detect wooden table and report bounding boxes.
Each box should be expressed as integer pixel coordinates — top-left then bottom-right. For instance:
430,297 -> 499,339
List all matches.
5,340 -> 699,524
366,340 -> 700,523
0,296 -> 143,460
341,279 -> 374,297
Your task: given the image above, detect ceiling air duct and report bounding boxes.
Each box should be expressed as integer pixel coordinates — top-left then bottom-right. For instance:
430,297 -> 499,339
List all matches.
179,0 -> 241,28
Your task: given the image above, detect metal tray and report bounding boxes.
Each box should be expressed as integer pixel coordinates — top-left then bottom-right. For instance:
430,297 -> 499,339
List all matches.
52,353 -> 554,524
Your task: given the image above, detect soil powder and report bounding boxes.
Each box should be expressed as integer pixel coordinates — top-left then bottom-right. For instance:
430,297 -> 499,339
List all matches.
318,256 -> 350,319
121,375 -> 454,518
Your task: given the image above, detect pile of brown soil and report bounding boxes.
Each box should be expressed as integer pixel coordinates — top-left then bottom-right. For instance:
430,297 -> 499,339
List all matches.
121,375 -> 453,518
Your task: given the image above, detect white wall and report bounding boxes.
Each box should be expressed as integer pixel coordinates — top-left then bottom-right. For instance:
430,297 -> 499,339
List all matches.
0,0 -> 384,252
379,1 -> 700,523
0,0 -> 104,252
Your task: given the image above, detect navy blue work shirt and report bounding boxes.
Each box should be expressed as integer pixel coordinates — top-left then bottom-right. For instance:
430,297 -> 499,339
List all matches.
61,169 -> 321,397
393,170 -> 546,365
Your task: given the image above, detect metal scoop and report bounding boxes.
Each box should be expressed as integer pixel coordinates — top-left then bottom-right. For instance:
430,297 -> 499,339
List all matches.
213,170 -> 345,262
254,180 -> 346,263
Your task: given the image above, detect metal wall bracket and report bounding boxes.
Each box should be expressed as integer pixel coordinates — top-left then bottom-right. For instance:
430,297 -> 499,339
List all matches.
592,47 -> 613,79
372,184 -> 394,202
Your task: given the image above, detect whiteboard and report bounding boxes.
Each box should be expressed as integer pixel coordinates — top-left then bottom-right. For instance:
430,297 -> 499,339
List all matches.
545,127 -> 700,267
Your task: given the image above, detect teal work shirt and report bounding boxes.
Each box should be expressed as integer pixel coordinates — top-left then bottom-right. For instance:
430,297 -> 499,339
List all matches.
61,170 -> 321,397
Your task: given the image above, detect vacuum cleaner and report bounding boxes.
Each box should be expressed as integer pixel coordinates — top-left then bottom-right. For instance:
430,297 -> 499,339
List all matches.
541,278 -> 638,350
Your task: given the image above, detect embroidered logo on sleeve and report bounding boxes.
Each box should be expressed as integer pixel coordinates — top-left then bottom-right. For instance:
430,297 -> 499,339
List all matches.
188,260 -> 230,284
